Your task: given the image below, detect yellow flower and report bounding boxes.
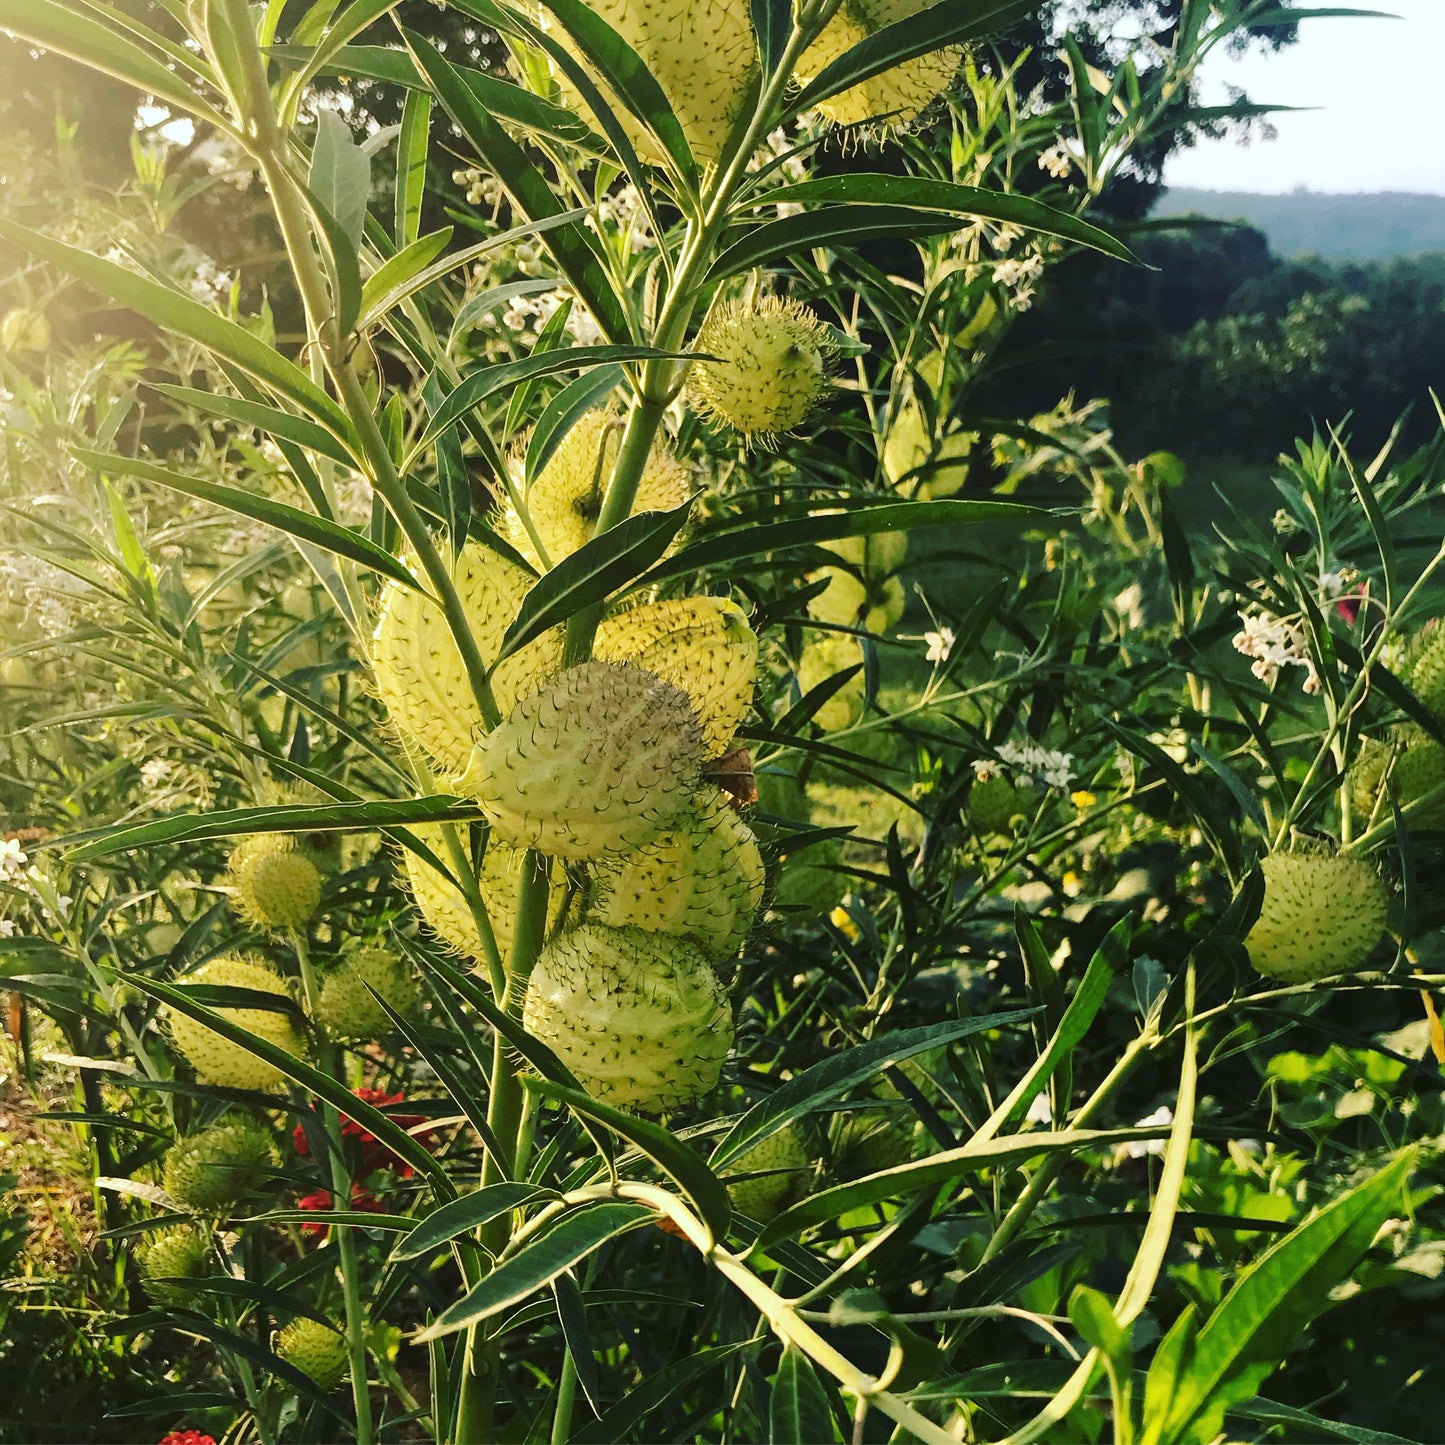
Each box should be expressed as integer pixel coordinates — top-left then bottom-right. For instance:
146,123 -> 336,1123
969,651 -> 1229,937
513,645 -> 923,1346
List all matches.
1070,790 -> 1097,809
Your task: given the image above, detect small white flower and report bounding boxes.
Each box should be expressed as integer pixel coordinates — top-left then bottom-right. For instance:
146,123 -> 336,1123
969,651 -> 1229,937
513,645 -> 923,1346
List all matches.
140,759 -> 171,789
1318,570 -> 1347,599
994,741 -> 1076,792
923,627 -> 955,663
1123,1105 -> 1174,1159
1114,583 -> 1145,630
0,918 -> 15,938
1025,1092 -> 1053,1125
0,838 -> 28,879
1038,141 -> 1074,179
995,254 -> 1043,289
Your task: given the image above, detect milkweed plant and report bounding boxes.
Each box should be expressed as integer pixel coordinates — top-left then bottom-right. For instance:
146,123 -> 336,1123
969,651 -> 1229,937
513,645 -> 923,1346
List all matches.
2,0 -> 1444,1442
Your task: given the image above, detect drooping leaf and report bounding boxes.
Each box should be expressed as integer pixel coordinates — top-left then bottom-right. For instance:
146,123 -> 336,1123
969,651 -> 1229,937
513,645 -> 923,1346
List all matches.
390,1184 -> 560,1262
769,1347 -> 839,1445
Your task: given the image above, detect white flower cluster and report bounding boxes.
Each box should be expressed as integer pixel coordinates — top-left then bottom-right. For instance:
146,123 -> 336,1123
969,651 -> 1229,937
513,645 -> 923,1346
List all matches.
974,742 -> 1077,791
0,552 -> 86,638
500,288 -> 606,346
1232,609 -> 1321,694
1037,141 -> 1074,180
453,167 -> 504,209
187,257 -> 235,308
139,758 -> 172,790
589,185 -> 655,254
0,837 -> 27,880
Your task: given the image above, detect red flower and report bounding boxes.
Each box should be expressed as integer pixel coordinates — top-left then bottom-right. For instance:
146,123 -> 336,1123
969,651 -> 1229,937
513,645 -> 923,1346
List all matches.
1337,583 -> 1367,624
159,1432 -> 218,1445
293,1089 -> 435,1180
295,1184 -> 385,1235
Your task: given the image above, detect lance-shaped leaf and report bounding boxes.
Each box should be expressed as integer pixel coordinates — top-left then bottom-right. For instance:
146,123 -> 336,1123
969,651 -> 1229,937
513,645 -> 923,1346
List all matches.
69,448 -> 413,589
391,1183 -> 561,1262
494,500 -> 695,662
414,1200 -> 657,1340
746,175 -> 1135,263
0,219 -> 357,444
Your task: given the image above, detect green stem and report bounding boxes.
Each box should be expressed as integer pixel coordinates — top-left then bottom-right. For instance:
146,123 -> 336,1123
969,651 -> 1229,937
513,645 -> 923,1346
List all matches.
550,1350 -> 580,1445
294,931 -> 375,1445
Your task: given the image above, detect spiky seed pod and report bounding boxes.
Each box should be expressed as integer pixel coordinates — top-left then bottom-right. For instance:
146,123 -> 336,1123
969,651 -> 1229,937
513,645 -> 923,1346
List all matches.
797,0 -> 962,128
315,948 -> 418,1041
540,0 -> 758,165
865,575 -> 907,633
1245,851 -> 1390,983
1,307 -> 51,352
594,596 -> 758,758
822,533 -> 909,577
453,661 -> 704,859
591,784 -> 764,958
968,773 -> 1031,834
371,541 -> 563,775
226,834 -> 323,934
797,634 -> 866,731
401,824 -> 560,964
831,1114 -> 917,1180
274,1318 -> 349,1390
727,1127 -> 811,1220
503,411 -> 692,569
689,298 -> 833,439
1409,625 -> 1445,720
523,924 -> 732,1111
162,1121 -> 277,1213
166,957 -> 306,1092
137,1225 -> 211,1305
1350,728 -> 1445,829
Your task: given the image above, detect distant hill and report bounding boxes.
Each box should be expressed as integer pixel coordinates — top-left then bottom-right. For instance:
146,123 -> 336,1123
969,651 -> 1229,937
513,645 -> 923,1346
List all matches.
1152,188 -> 1445,263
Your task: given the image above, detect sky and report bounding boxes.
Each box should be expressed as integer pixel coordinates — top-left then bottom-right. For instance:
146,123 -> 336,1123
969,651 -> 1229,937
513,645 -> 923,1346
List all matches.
1160,0 -> 1445,196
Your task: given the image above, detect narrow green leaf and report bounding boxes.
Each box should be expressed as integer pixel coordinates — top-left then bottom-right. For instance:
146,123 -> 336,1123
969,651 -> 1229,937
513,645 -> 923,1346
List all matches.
0,0 -> 232,130
1233,1397 -> 1423,1445
751,0 -> 791,76
525,364 -> 625,484
643,500 -> 1036,585
359,227 -> 451,320
61,796 -> 479,861
1143,1152 -> 1414,1444
540,0 -> 695,179
525,1078 -> 732,1242
769,1347 -> 838,1445
414,1200 -> 656,1340
123,974 -> 455,1194
300,179 -> 364,337
711,1010 -> 1037,1171
754,1126 -> 1175,1251
495,500 -> 695,662
390,1183 -> 559,1262
415,345 -> 688,458
401,28 -> 630,344
395,87 -> 432,247
147,386 -> 360,468
746,176 -> 1134,263
68,447 -> 415,591
789,0 -> 1040,115
708,205 -> 971,280
0,219 -> 355,441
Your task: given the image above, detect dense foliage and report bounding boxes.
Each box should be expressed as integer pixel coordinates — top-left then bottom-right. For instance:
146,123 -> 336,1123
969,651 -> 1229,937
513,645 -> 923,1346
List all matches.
2,2 -> 1443,1444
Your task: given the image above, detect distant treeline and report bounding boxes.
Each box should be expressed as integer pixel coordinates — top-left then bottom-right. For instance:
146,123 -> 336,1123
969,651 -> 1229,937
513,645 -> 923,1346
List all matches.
986,221 -> 1445,463
1155,187 -> 1445,264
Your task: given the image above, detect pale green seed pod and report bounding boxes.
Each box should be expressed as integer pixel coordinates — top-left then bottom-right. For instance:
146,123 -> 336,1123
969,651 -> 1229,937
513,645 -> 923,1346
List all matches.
523,924 -> 732,1112
591,785 -> 764,958
797,0 -> 962,128
593,595 -> 758,758
162,1121 -> 277,1213
1,307 -> 51,353
275,1318 -> 349,1390
453,661 -> 704,860
315,947 -> 418,1041
402,824 -> 562,964
1350,727 -> 1445,829
540,0 -> 758,164
688,298 -> 833,438
1245,851 -> 1389,983
166,957 -> 306,1092
797,634 -> 866,731
227,834 -> 323,935
137,1224 -> 211,1305
726,1127 -> 811,1220
371,541 -> 563,775
1408,624 -> 1445,720
503,410 -> 692,568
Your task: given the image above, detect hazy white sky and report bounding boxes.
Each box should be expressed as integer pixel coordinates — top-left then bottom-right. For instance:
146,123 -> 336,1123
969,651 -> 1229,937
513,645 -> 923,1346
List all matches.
1161,0 -> 1445,195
